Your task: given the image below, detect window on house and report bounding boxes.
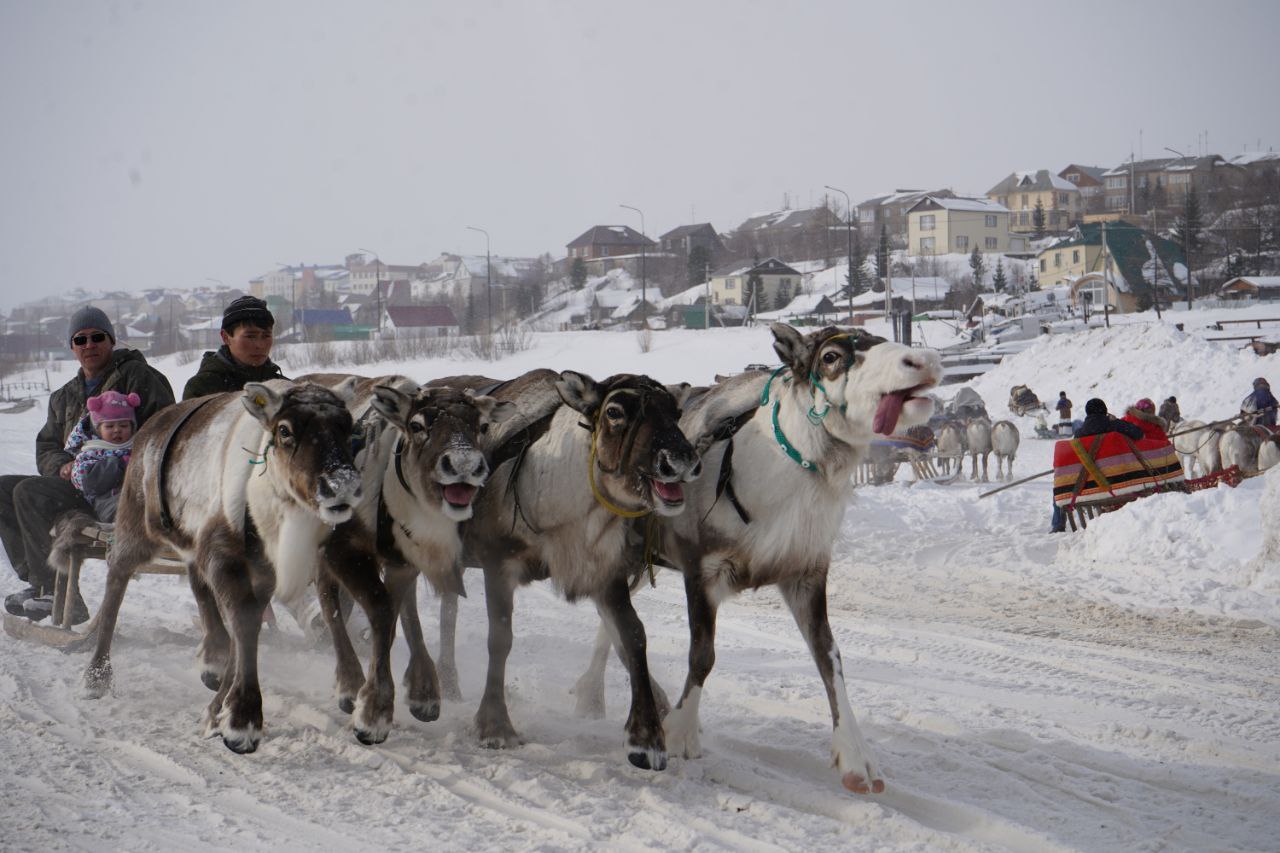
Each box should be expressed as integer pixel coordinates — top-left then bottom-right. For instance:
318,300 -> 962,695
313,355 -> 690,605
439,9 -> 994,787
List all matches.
1021,193 -> 1028,207
725,278 -> 736,290
920,214 -> 935,231
1067,173 -> 1079,183
1054,252 -> 1062,268
920,236 -> 935,253
1059,192 -> 1069,205
1040,259 -> 1047,272
956,235 -> 969,250
985,214 -> 997,227
1072,249 -> 1080,264
985,237 -> 998,250
1019,212 -> 1029,225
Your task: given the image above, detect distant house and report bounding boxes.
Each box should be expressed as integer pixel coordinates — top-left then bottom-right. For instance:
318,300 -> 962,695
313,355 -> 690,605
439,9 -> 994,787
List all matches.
1041,221 -> 1187,313
566,225 -> 655,261
294,308 -> 360,341
1218,276 -> 1280,301
726,206 -> 846,262
856,189 -> 955,245
1101,155 -> 1238,214
658,223 -> 726,264
906,196 -> 1026,256
383,304 -> 459,337
986,170 -> 1082,233
707,258 -> 802,311
1058,164 -> 1108,213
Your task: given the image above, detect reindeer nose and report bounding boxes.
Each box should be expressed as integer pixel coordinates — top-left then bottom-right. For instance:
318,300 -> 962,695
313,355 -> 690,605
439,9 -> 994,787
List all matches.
441,449 -> 487,481
320,471 -> 361,502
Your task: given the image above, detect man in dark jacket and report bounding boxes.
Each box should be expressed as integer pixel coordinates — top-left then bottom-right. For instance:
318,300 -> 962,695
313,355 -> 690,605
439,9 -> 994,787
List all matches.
1242,378 -> 1277,428
1055,391 -> 1073,422
1158,396 -> 1181,426
0,306 -> 175,621
182,296 -> 285,400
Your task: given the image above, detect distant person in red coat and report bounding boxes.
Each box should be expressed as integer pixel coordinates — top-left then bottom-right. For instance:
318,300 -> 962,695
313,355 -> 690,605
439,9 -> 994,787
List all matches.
1122,398 -> 1170,443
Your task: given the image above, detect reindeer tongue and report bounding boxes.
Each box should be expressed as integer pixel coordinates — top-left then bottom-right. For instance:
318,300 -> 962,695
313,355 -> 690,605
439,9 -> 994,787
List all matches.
653,480 -> 684,503
873,391 -> 908,436
443,483 -> 477,507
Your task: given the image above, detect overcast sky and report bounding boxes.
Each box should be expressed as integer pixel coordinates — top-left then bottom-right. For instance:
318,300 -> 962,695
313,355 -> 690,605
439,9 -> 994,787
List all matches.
2,0 -> 1278,311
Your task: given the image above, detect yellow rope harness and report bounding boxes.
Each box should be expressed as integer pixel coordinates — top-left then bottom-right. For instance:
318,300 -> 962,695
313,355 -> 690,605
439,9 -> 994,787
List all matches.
585,397 -> 659,585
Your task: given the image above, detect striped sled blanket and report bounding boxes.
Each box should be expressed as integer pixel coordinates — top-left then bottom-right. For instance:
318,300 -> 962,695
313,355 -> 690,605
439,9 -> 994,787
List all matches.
1052,432 -> 1185,509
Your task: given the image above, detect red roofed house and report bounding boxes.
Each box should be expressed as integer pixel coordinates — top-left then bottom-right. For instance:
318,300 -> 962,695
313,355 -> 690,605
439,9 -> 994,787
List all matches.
383,304 -> 459,338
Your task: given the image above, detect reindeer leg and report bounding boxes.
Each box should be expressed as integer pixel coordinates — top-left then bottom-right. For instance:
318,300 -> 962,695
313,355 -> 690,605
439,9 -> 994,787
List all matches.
206,531 -> 268,754
571,621 -> 612,719
82,539 -> 150,699
437,589 -> 462,702
780,572 -> 884,795
188,567 -> 228,692
393,569 -> 441,722
596,575 -> 666,771
475,564 -> 522,748
321,532 -> 396,746
664,567 -> 719,760
317,568 -> 363,715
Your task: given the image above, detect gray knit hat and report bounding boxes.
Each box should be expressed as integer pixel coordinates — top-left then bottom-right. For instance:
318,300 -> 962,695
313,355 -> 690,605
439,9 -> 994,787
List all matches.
67,306 -> 116,345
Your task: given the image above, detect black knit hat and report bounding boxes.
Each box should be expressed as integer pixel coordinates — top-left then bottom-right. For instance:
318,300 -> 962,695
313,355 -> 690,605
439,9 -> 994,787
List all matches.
68,305 -> 116,345
222,295 -> 274,332
1085,398 -> 1107,416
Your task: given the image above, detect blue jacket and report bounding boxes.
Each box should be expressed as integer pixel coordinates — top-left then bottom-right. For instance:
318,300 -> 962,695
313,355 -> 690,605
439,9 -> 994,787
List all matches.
1244,387 -> 1278,427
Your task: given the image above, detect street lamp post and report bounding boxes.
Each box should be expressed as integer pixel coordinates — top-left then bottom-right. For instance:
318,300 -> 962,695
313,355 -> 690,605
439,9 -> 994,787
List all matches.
620,204 -> 647,327
357,248 -> 383,335
205,277 -> 224,346
274,262 -> 300,342
1164,147 -> 1194,310
824,185 -> 854,320
466,226 -> 493,337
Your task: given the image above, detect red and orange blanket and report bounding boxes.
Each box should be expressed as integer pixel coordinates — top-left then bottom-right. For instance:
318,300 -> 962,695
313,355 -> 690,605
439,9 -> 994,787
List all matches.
1052,433 -> 1185,509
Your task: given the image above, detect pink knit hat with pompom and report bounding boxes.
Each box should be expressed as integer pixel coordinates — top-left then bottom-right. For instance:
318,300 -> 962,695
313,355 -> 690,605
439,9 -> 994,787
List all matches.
87,390 -> 141,425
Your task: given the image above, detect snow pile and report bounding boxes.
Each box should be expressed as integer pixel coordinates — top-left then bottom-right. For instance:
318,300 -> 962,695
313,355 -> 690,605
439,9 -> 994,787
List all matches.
1052,471 -> 1279,624
969,322 -> 1272,422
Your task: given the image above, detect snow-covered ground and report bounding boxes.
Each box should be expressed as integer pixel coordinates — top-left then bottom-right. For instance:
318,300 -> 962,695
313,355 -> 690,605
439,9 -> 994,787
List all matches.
2,319 -> 1278,851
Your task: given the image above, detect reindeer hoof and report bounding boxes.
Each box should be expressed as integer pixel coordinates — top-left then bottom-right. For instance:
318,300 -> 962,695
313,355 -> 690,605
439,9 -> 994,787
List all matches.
200,670 -> 222,692
222,731 -> 260,754
627,745 -> 667,771
337,696 -> 355,715
354,725 -> 389,746
841,771 -> 885,795
409,700 -> 440,722
82,660 -> 112,699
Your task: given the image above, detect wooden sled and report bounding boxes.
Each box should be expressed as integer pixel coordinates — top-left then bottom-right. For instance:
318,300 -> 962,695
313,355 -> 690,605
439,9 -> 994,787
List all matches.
2,519 -> 185,651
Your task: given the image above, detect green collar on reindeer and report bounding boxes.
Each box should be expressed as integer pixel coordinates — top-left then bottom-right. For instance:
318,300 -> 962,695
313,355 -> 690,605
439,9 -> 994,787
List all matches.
760,366 -> 827,472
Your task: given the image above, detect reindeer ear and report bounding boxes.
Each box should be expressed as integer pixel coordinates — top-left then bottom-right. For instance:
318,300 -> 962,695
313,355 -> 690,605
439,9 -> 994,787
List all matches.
370,383 -> 413,430
771,323 -> 811,377
242,383 -> 284,427
665,382 -> 697,410
555,370 -> 602,417
472,395 -> 518,425
330,376 -> 361,405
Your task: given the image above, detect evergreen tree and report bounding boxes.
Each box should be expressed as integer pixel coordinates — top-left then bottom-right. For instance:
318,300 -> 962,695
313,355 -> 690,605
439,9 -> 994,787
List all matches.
1182,185 -> 1203,254
876,224 -> 889,279
1224,250 -> 1248,281
774,280 -> 792,310
992,257 -> 1008,293
969,245 -> 986,290
845,232 -> 868,297
687,245 -> 711,287
1032,199 -> 1047,239
570,256 -> 588,290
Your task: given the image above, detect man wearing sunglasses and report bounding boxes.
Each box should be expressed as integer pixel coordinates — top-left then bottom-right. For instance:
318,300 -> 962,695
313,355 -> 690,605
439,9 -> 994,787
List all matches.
0,306 -> 174,622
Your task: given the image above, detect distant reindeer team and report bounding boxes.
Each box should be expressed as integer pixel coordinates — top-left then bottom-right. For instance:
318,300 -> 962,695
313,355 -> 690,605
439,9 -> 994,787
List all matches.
53,323 -> 946,793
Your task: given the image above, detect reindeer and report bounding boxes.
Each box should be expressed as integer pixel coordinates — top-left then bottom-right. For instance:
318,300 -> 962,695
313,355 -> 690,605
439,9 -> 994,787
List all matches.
82,381 -> 367,753
966,417 -> 994,482
575,325 -> 941,794
991,420 -> 1020,480
935,421 -> 966,476
419,370 -> 700,771
300,375 -> 514,726
1220,424 -> 1264,475
1171,418 -> 1209,478
1258,434 -> 1280,472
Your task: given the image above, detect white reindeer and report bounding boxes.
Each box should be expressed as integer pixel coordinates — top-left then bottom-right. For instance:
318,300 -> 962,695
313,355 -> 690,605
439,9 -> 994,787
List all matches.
966,417 -> 993,482
991,419 -> 1020,480
935,422 -> 966,476
1220,425 -> 1263,475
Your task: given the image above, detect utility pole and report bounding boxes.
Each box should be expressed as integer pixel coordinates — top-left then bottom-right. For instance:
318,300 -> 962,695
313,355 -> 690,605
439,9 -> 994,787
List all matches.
1164,147 -> 1195,310
1100,221 -> 1109,326
1151,212 -> 1163,320
358,248 -> 382,335
704,258 -> 711,331
824,184 -> 854,320
466,226 -> 493,336
620,204 -> 646,328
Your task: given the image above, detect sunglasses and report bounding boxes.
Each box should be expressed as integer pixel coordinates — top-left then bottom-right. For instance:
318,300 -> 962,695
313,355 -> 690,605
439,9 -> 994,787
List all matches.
72,332 -> 109,347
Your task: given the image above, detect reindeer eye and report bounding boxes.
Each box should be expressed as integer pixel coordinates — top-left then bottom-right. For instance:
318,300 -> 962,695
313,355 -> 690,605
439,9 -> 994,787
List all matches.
605,404 -> 625,420
479,422 -> 490,435
409,421 -> 426,434
822,350 -> 842,365
277,424 -> 293,441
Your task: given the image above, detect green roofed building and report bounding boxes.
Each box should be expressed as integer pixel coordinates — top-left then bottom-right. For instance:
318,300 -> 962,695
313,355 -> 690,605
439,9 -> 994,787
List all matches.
1036,220 -> 1188,313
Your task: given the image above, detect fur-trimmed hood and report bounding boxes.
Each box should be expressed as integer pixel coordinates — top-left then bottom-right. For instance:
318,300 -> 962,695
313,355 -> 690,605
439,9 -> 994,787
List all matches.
1124,406 -> 1168,432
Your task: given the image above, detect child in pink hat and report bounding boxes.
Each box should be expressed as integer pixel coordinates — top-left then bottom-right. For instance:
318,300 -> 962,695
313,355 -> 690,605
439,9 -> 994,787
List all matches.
63,390 -> 140,521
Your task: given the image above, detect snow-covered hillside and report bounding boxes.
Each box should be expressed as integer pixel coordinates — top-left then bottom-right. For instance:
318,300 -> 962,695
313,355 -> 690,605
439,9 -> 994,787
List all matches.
1,320 -> 1277,850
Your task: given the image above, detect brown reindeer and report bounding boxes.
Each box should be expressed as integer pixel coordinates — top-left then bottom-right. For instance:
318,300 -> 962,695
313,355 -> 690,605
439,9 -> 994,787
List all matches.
576,324 -> 942,793
301,375 -> 514,727
82,381 -> 365,753
417,369 -> 701,771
